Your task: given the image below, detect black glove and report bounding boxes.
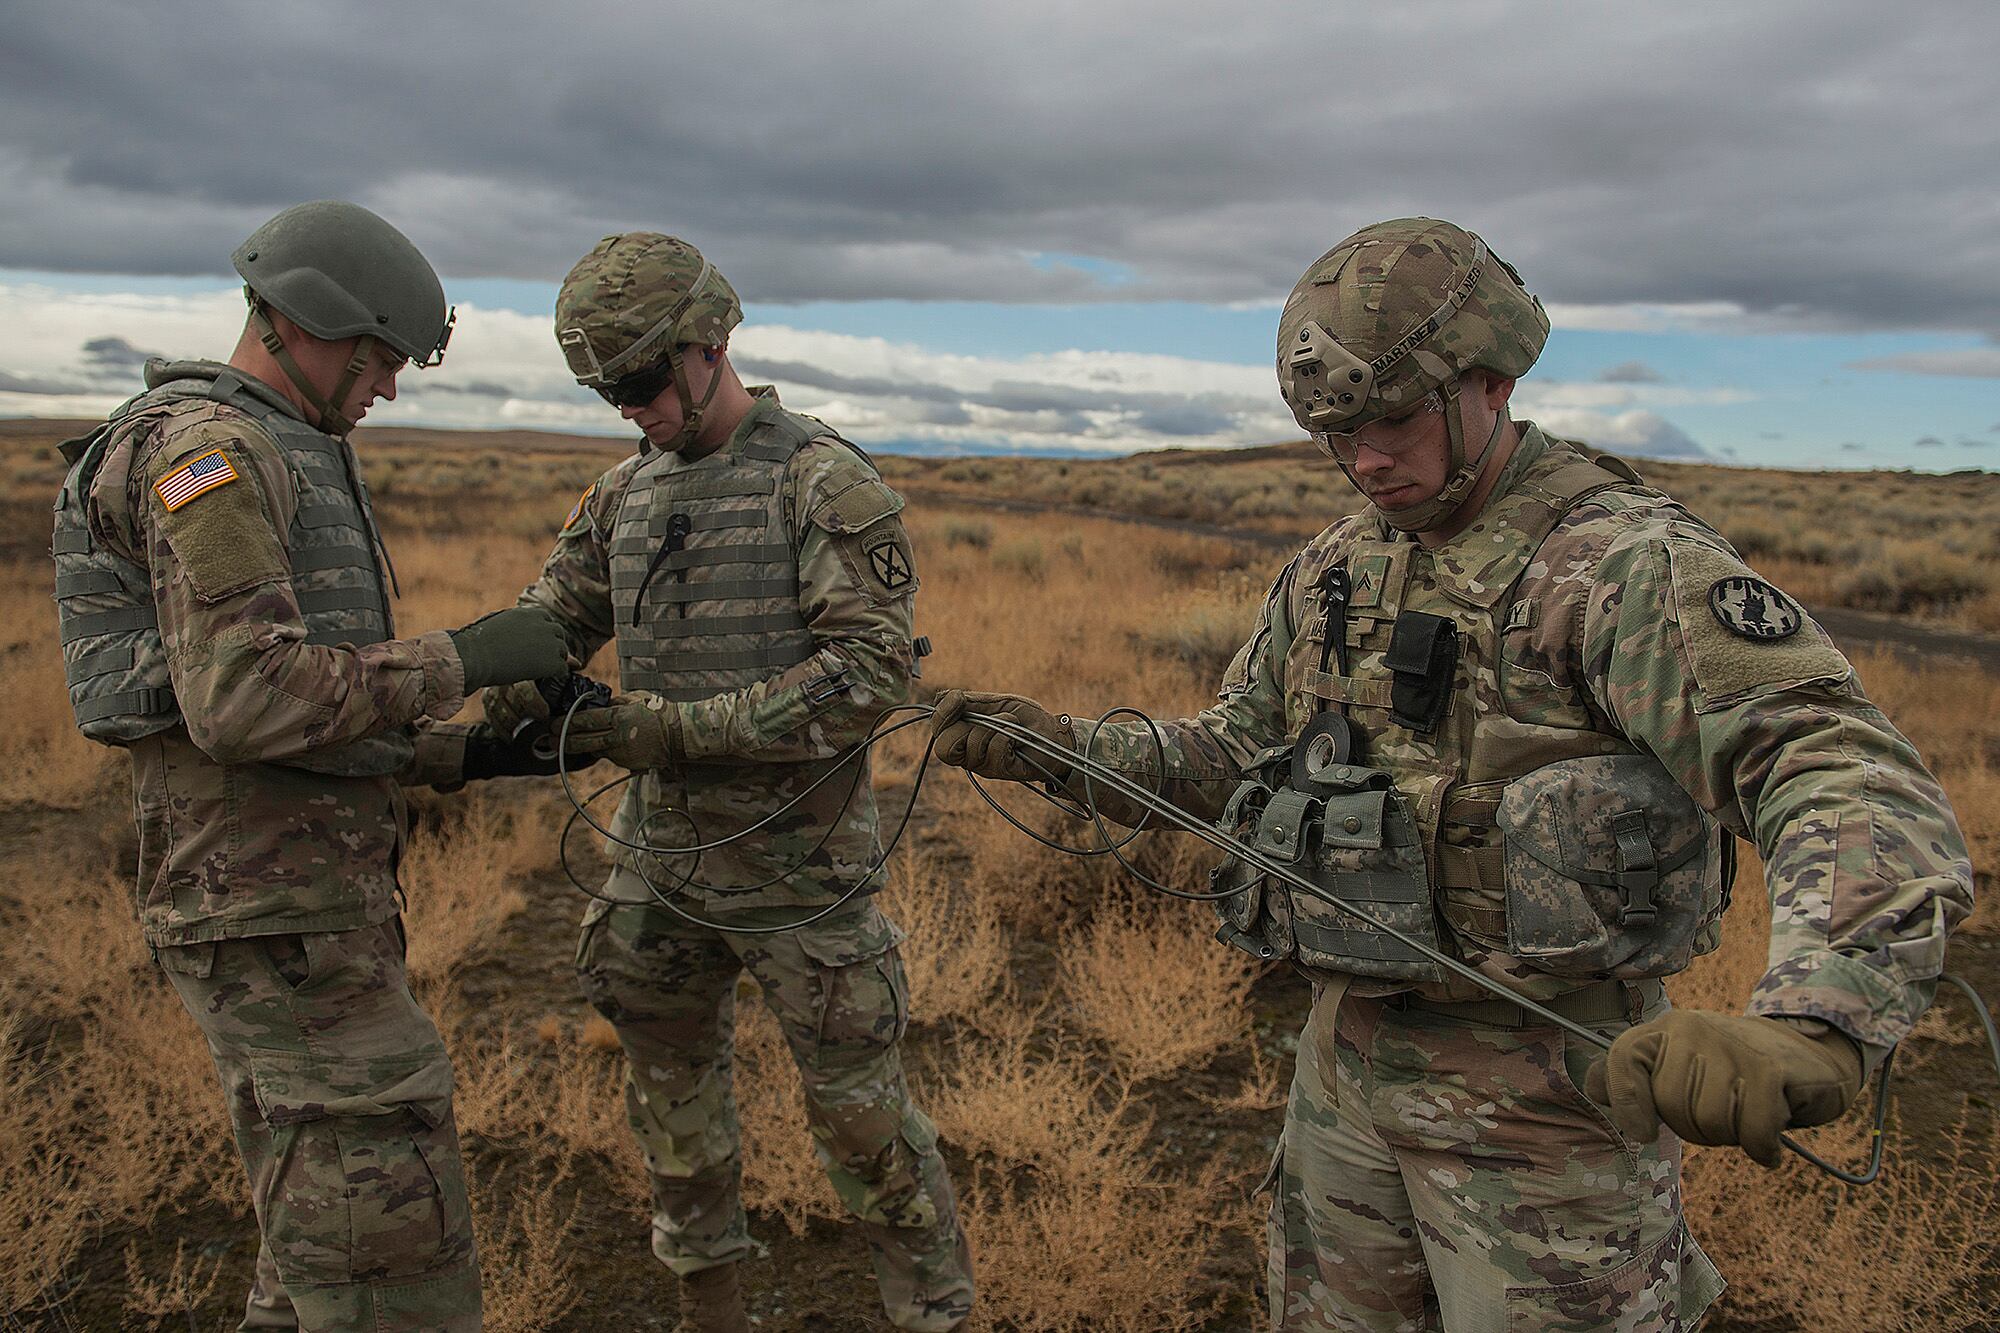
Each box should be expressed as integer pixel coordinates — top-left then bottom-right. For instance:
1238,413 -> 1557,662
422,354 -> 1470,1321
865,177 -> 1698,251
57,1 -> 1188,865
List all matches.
459,722 -> 599,781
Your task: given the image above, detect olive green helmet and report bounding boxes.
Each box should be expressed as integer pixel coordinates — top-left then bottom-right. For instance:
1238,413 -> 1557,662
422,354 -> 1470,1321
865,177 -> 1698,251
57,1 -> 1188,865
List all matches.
232,200 -> 454,434
1277,217 -> 1548,531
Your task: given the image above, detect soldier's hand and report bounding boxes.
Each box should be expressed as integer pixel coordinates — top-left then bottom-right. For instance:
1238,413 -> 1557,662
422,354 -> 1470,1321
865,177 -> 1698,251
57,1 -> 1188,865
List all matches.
481,679 -> 549,740
448,607 -> 574,691
931,689 -> 1069,785
1584,1010 -> 1864,1167
457,721 -> 600,781
561,693 -> 681,773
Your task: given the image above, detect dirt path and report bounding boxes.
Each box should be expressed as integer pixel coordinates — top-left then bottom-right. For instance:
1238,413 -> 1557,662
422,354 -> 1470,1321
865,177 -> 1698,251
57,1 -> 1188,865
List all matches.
907,486 -> 2000,672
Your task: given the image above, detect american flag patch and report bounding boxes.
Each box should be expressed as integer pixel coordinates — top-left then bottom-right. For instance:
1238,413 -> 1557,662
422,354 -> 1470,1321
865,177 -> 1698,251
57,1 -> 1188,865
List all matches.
153,448 -> 240,511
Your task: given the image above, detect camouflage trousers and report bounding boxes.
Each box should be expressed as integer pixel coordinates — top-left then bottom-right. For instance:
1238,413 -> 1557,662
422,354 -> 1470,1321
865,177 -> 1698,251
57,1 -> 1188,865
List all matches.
157,919 -> 481,1333
576,866 -> 974,1332
1266,983 -> 1723,1332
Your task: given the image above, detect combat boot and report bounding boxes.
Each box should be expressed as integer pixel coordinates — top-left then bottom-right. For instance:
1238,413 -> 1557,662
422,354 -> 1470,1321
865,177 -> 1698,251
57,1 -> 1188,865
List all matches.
676,1263 -> 750,1333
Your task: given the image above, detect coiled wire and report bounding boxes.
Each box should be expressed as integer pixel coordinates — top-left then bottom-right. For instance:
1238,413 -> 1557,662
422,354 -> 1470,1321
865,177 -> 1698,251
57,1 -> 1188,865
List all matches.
547,695 -> 1999,1184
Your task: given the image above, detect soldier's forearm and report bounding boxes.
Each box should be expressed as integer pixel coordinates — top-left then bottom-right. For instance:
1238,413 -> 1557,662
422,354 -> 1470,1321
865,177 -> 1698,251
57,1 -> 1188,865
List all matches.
517,580 -> 613,665
1068,717 -> 1246,824
678,635 -> 911,765
1741,708 -> 1973,1054
174,625 -> 464,765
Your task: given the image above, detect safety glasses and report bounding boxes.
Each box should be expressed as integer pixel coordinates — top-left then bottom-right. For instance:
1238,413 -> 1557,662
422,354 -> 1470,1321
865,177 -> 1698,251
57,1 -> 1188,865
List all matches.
593,357 -> 677,409
1320,388 -> 1447,463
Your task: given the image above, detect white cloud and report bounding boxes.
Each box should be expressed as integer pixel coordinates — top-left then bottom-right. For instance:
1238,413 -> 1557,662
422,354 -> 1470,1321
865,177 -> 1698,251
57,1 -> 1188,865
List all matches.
0,281 -> 1299,454
1528,407 -> 1709,460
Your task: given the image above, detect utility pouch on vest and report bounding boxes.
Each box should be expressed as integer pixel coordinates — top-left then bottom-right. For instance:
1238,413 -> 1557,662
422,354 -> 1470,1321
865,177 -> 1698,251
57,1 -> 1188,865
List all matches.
1497,753 -> 1724,978
1209,728 -> 1443,981
1384,610 -> 1458,735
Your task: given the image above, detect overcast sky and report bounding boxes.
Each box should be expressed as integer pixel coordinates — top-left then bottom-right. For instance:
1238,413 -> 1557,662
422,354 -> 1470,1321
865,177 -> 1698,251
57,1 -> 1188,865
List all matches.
1,0 -> 1994,465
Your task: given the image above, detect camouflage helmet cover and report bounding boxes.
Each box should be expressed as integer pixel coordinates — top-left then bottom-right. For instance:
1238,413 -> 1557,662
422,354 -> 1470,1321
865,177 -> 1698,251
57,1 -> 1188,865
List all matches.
555,233 -> 742,385
231,201 -> 453,367
1277,217 -> 1547,436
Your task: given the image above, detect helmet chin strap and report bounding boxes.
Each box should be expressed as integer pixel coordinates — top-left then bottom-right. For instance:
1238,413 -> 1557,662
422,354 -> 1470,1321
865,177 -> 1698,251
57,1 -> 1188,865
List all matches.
1374,380 -> 1507,535
250,297 -> 372,436
659,344 -> 729,456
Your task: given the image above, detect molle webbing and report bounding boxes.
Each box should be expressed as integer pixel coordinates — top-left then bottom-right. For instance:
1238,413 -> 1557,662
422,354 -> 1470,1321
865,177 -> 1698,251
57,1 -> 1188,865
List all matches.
611,420 -> 820,702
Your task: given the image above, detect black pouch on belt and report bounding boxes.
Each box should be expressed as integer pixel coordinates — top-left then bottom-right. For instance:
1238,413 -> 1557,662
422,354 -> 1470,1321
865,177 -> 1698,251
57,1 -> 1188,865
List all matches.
1384,611 -> 1459,735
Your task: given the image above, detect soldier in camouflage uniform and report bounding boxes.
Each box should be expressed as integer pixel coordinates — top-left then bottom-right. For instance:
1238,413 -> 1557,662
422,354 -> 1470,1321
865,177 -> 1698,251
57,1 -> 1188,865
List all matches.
482,233 -> 972,1333
933,217 -> 1973,1331
52,201 -> 577,1332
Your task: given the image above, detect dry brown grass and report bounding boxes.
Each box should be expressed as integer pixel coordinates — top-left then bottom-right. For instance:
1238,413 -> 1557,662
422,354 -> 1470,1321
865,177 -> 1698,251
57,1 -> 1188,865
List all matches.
120,1238 -> 231,1328
1060,891 -> 1257,1086
0,571 -> 119,808
1,420 -> 1995,1329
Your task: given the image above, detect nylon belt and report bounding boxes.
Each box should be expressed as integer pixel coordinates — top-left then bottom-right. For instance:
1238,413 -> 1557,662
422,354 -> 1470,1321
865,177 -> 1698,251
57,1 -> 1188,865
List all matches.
53,569 -> 126,598
66,643 -> 136,677
636,611 -> 811,640
625,641 -> 816,673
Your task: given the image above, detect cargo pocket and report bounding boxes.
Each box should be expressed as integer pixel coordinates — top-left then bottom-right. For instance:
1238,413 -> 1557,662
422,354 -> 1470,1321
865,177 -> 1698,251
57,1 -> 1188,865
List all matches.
248,1046 -> 464,1286
799,910 -> 910,1064
883,1110 -> 944,1231
1260,1132 -> 1292,1329
1504,1219 -> 1723,1331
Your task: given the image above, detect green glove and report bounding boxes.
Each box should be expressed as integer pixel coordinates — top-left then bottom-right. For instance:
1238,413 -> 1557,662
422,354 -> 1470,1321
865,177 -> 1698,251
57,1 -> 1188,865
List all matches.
931,689 -> 1069,784
1584,1010 -> 1865,1167
561,693 -> 682,773
448,607 -> 573,691
482,679 -> 549,740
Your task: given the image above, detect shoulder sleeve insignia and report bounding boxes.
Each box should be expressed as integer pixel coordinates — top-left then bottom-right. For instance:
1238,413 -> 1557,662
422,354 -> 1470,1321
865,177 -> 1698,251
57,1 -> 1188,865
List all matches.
563,481 -> 598,533
1708,575 -> 1802,640
152,447 -> 240,512
867,533 -> 915,591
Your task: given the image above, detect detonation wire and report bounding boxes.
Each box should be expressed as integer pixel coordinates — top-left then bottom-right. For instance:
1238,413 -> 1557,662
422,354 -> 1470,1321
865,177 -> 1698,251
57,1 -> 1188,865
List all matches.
554,701 -> 943,935
545,693 -> 1999,1184
955,708 -> 1998,1186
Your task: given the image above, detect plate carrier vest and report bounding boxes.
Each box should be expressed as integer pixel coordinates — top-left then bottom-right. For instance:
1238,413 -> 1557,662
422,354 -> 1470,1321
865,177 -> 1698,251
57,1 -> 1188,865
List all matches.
608,409 -> 831,704
1212,437 -> 1728,985
51,361 -> 410,776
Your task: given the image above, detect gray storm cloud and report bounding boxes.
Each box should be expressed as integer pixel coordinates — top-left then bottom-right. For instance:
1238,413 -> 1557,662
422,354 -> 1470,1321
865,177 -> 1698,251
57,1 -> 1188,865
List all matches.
0,0 -> 1995,336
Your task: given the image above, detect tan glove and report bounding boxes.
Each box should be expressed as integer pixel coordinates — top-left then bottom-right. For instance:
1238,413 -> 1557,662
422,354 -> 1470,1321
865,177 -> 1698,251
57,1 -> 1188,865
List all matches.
931,689 -> 1069,785
559,692 -> 682,773
1584,1010 -> 1865,1167
481,679 -> 548,740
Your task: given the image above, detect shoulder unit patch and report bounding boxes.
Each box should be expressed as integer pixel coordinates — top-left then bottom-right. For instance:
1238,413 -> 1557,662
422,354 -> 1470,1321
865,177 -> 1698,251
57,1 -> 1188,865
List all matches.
152,447 -> 240,512
563,481 -> 598,534
868,534 -> 914,591
1708,575 -> 1802,641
